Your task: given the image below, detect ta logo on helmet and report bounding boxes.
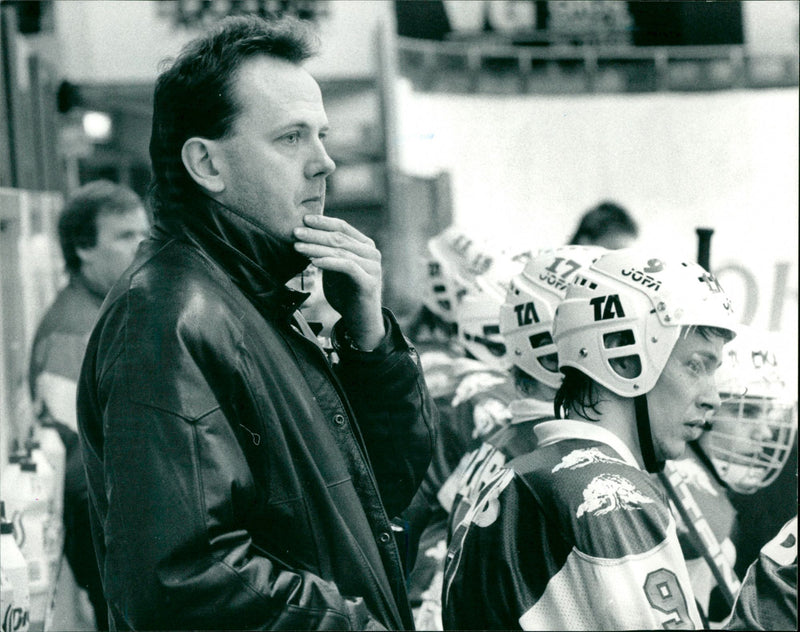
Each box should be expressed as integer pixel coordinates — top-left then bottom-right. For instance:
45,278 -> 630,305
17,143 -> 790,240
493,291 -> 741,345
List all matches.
590,294 -> 626,321
514,301 -> 541,327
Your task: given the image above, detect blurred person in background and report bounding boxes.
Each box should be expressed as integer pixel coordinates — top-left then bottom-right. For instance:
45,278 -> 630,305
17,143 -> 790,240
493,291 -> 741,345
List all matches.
568,200 -> 639,250
76,15 -> 435,631
28,179 -> 150,631
442,249 -> 737,630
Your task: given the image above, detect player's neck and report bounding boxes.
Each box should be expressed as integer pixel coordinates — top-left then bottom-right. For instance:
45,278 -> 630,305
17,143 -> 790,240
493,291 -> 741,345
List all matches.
586,393 -> 643,468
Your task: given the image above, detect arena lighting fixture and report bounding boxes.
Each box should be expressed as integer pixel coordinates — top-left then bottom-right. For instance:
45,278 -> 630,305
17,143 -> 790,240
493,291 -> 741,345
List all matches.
82,111 -> 113,143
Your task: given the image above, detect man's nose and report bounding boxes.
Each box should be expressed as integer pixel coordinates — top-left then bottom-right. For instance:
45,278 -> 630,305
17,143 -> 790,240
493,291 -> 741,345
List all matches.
749,419 -> 774,443
306,140 -> 335,179
698,375 -> 722,415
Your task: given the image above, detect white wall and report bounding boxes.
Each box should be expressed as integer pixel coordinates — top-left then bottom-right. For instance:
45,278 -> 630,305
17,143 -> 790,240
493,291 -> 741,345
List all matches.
53,0 -> 394,82
396,83 -> 798,342
743,0 -> 800,54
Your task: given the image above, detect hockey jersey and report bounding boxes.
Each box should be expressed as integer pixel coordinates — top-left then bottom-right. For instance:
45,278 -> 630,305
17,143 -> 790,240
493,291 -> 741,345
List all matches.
414,398 -> 552,631
407,355 -> 517,629
657,444 -> 738,621
445,398 -> 552,539
726,515 -> 797,631
442,419 -> 703,630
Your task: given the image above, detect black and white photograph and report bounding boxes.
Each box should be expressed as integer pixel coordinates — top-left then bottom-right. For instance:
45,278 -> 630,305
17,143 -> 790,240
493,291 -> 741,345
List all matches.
1,1 -> 797,630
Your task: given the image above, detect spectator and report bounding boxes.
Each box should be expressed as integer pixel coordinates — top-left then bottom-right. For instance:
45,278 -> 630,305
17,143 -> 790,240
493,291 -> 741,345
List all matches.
28,179 -> 149,630
568,200 -> 639,249
76,15 -> 435,631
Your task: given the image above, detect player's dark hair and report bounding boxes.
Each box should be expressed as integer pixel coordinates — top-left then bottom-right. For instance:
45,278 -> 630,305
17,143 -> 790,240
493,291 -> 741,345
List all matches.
692,325 -> 736,344
568,201 -> 638,246
554,367 -> 602,421
58,180 -> 143,275
148,14 -> 317,222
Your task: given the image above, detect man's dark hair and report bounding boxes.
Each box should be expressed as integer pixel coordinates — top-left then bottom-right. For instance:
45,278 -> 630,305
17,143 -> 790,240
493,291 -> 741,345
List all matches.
554,367 -> 603,421
58,180 -> 143,275
568,201 -> 638,246
554,324 -> 736,420
148,14 -> 317,221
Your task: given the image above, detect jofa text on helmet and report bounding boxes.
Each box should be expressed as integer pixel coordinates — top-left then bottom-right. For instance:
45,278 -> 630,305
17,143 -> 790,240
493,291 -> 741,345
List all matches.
621,267 -> 662,291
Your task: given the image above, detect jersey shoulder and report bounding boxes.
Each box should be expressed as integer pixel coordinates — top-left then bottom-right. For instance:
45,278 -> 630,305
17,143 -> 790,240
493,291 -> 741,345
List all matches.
512,439 -> 673,559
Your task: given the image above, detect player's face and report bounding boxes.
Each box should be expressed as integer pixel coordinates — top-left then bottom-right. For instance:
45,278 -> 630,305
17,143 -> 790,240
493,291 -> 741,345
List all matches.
703,398 -> 775,460
646,329 -> 726,462
213,55 -> 335,243
79,207 -> 149,293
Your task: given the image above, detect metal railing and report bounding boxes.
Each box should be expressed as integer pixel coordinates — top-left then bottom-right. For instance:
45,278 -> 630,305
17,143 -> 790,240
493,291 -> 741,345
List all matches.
397,36 -> 799,94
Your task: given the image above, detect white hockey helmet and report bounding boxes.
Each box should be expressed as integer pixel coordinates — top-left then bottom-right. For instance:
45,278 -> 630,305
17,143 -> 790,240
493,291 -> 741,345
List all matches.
499,245 -> 606,389
454,246 -> 530,371
702,326 -> 798,494
422,226 -> 485,323
553,249 -> 737,397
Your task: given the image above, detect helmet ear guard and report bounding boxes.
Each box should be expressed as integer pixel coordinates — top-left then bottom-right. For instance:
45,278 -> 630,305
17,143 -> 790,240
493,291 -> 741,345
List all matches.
702,326 -> 798,493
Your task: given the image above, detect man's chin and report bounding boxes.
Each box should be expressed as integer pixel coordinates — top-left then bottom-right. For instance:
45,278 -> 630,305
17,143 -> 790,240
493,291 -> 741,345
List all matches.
659,441 -> 687,463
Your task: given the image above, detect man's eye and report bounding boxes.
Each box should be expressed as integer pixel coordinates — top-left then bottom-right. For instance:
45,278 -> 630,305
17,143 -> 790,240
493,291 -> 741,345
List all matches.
687,359 -> 704,376
283,132 -> 300,144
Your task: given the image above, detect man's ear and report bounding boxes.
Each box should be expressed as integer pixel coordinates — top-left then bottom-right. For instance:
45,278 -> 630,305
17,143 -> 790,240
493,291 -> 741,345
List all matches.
181,137 -> 225,194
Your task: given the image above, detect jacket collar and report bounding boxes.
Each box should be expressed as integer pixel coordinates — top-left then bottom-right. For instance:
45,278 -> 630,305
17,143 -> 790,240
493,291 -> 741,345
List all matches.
155,196 -> 310,322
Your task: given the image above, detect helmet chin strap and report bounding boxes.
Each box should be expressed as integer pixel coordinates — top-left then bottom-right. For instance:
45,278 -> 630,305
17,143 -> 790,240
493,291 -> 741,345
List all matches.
634,394 -> 664,473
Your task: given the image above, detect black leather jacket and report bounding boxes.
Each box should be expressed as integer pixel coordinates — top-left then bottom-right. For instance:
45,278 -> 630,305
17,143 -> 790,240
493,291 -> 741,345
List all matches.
77,201 -> 436,630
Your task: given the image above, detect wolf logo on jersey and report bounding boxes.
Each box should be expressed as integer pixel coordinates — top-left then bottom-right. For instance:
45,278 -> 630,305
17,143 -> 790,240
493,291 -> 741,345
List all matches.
576,473 -> 655,518
552,447 -> 627,472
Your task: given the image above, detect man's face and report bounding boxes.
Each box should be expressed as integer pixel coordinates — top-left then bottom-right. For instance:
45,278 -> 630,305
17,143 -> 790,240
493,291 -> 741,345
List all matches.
646,329 -> 726,462
705,398 -> 775,459
79,207 -> 150,293
213,55 -> 336,242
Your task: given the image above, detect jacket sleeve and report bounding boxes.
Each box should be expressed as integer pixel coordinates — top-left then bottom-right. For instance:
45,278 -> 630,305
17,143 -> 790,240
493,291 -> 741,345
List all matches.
78,307 -> 388,631
332,308 -> 437,518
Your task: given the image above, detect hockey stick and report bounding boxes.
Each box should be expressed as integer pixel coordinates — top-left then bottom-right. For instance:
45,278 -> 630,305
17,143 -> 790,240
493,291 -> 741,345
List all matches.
696,227 -> 714,272
658,462 -> 741,608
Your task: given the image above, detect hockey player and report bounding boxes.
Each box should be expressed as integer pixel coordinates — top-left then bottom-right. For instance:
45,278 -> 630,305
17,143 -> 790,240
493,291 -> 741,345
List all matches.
409,245 -> 605,630
446,245 -> 606,535
442,248 -> 737,630
701,325 -> 797,498
695,325 -> 798,621
406,227 -> 526,629
726,515 -> 798,630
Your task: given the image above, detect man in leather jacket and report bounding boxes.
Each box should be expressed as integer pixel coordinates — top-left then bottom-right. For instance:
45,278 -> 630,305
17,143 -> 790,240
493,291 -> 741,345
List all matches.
76,15 -> 436,631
